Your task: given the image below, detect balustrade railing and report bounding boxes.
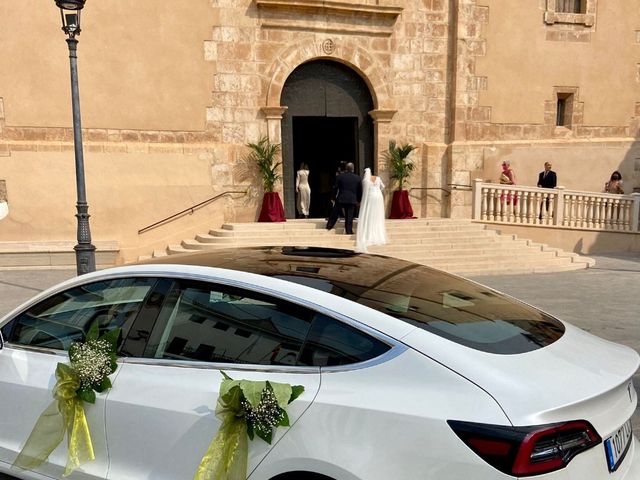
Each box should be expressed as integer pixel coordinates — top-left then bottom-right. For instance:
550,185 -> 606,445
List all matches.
472,179 -> 640,232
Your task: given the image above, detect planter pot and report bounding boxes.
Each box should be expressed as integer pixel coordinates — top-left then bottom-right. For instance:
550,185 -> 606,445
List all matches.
258,192 -> 286,222
389,190 -> 415,219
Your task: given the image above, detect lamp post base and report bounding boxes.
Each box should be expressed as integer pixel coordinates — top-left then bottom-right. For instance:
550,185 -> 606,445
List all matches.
74,243 -> 96,275
74,203 -> 96,275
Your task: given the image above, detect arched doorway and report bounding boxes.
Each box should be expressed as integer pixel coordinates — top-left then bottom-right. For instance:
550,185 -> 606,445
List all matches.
281,60 -> 374,218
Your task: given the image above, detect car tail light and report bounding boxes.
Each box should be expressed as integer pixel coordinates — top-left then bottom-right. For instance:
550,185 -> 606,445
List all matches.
448,419 -> 601,476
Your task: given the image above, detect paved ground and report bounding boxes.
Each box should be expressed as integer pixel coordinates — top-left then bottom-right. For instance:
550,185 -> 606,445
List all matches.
0,255 -> 638,478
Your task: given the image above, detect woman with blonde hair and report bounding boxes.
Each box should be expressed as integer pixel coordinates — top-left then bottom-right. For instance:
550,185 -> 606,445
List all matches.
499,160 -> 517,206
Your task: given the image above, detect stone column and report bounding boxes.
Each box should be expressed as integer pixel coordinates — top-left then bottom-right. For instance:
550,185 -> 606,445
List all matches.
261,106 -> 288,144
260,106 -> 288,197
368,109 -> 397,174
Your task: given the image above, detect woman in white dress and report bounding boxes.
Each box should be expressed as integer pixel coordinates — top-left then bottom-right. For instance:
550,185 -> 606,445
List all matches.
296,163 -> 311,218
356,167 -> 387,253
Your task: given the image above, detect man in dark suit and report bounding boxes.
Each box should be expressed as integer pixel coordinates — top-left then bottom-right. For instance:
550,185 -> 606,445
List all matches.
326,162 -> 362,235
537,162 -> 557,220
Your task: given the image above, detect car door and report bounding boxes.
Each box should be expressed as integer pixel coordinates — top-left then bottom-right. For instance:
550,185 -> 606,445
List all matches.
105,277 -> 321,480
0,276 -> 157,479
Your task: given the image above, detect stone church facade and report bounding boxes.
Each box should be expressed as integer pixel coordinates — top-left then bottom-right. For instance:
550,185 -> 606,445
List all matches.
0,0 -> 638,262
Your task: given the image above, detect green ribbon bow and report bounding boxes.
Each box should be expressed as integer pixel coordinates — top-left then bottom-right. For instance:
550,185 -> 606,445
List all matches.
194,373 -> 304,480
13,362 -> 95,476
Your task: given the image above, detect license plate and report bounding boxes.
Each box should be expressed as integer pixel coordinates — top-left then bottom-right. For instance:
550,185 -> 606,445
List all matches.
604,419 -> 633,472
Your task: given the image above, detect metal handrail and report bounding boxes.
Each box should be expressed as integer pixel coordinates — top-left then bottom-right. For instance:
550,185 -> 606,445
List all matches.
138,190 -> 247,235
448,183 -> 473,191
409,187 -> 452,196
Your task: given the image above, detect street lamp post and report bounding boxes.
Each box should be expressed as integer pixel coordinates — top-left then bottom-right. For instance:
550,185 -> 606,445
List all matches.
55,0 -> 96,275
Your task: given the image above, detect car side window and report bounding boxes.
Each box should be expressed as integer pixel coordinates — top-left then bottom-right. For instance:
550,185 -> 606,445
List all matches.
4,278 -> 156,351
298,314 -> 391,367
145,281 -> 314,366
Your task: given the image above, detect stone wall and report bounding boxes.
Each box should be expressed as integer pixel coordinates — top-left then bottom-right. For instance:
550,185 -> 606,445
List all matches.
0,0 -> 638,259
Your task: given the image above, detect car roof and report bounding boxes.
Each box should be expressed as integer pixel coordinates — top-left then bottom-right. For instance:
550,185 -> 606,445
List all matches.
140,246 -> 425,281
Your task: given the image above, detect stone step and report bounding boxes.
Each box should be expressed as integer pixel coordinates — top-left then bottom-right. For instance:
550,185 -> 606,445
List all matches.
205,228 -> 493,240
380,246 -> 550,258
421,255 -> 583,271
220,218 -> 477,231
395,251 -> 562,266
461,263 -> 589,276
153,218 -> 593,276
0,241 -> 119,269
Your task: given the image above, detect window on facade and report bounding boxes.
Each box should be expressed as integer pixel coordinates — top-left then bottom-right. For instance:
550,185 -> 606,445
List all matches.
556,93 -> 574,127
146,281 -> 315,365
556,0 -> 582,13
3,278 -> 155,351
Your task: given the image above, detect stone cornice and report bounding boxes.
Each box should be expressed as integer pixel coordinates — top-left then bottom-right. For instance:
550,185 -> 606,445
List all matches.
369,109 -> 397,123
256,0 -> 403,37
256,0 -> 402,17
261,106 -> 288,119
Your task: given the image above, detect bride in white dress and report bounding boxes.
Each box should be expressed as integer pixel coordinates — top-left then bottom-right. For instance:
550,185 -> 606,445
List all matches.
356,168 -> 387,253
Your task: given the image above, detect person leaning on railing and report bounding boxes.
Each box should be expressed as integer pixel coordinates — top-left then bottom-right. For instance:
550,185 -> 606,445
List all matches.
604,171 -> 624,194
499,161 -> 517,206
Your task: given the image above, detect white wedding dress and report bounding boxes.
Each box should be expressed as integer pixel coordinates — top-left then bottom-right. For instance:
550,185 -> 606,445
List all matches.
356,168 -> 387,253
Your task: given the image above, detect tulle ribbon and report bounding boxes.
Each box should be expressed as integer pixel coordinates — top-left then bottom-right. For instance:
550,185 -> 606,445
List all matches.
193,385 -> 248,480
13,362 -> 95,476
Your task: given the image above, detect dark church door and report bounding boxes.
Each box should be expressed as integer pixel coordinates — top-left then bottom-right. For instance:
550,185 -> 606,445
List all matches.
281,60 -> 374,218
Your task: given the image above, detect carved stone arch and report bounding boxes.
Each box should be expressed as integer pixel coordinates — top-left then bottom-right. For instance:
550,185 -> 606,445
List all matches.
265,39 -> 392,110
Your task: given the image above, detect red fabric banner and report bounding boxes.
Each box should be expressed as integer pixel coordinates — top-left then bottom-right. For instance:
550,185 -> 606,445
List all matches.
388,190 -> 415,219
258,192 -> 286,222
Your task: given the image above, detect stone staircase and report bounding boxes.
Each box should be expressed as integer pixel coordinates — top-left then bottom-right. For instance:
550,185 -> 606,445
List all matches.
145,219 -> 594,276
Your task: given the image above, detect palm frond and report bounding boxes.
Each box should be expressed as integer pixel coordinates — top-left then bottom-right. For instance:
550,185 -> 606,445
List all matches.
245,136 -> 282,192
384,140 -> 418,190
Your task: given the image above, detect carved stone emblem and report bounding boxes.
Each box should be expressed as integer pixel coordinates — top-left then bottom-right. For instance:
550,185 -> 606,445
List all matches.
322,39 -> 336,55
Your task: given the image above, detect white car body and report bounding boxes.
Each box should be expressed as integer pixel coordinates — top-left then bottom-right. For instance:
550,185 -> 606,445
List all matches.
0,247 -> 637,480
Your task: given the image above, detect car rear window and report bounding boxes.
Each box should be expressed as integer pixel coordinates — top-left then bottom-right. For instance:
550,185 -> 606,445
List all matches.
145,247 -> 565,355
275,264 -> 565,354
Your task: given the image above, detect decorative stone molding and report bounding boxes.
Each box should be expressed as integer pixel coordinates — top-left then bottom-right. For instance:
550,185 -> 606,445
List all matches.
260,106 -> 288,120
265,39 -> 392,110
544,0 -> 596,25
260,106 -> 288,143
256,0 -> 403,37
368,109 -> 397,123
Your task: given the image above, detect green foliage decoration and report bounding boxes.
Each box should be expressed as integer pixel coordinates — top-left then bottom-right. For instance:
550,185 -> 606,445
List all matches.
246,136 -> 282,193
385,140 -> 418,191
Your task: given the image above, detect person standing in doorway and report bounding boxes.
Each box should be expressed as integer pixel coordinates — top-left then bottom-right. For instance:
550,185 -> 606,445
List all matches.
537,162 -> 557,220
295,162 -> 311,218
326,162 -> 362,235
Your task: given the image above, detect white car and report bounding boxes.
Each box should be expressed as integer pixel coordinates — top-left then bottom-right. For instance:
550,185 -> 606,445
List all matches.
0,246 -> 637,480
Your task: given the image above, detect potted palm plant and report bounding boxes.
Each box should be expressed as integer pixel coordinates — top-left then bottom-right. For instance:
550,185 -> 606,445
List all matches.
246,136 -> 286,222
386,140 -> 418,219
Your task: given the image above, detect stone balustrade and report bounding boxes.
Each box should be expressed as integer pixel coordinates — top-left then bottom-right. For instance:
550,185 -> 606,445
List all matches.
473,179 -> 640,232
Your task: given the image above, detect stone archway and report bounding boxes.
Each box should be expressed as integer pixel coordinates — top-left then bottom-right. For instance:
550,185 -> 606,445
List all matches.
280,60 -> 375,218
265,39 -> 393,111
262,39 -> 395,218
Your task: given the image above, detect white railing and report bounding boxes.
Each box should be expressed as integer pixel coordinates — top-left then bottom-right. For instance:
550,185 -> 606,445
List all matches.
472,179 -> 640,232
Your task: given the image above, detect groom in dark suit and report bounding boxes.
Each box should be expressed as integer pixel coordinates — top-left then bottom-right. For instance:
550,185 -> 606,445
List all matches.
326,162 -> 362,235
